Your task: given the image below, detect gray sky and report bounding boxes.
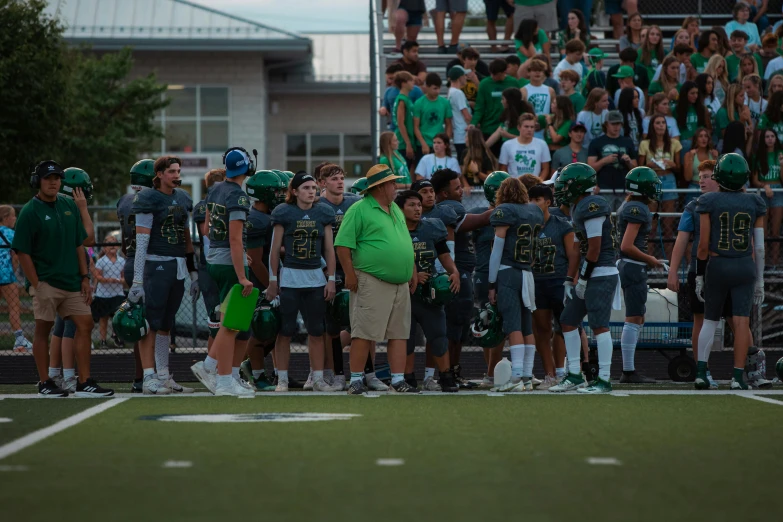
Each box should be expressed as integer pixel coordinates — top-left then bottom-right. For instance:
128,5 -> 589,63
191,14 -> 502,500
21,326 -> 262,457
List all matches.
190,0 -> 369,32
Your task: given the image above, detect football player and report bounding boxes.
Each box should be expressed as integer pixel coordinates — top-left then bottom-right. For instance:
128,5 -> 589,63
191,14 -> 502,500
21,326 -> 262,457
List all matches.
528,183 -> 579,389
117,159 -> 155,393
397,190 -> 461,392
616,167 -> 665,384
550,162 -> 620,394
694,153 -> 767,390
267,172 -> 340,392
488,178 -> 544,392
129,156 -> 197,395
430,169 -> 493,388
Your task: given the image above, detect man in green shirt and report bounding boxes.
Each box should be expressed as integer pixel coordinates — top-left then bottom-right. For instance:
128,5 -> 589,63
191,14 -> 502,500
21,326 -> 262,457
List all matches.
413,72 -> 453,154
335,165 -> 418,394
472,59 -> 523,156
12,161 -> 113,397
691,30 -> 718,73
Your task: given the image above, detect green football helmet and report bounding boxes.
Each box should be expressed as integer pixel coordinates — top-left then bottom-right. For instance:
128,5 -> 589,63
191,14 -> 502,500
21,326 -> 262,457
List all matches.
60,167 -> 94,201
776,357 -> 783,381
251,300 -> 280,342
130,159 -> 155,191
554,162 -> 596,206
424,273 -> 455,306
625,167 -> 663,201
470,303 -> 504,348
350,177 -> 369,194
112,301 -> 149,343
246,170 -> 287,209
483,171 -> 510,204
713,153 -> 749,191
328,290 -> 351,329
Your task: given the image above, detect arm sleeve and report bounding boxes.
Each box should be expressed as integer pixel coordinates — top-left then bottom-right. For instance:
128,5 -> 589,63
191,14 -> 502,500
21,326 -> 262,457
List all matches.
435,240 -> 450,256
584,216 -> 606,238
133,233 -> 149,284
488,235 -> 505,284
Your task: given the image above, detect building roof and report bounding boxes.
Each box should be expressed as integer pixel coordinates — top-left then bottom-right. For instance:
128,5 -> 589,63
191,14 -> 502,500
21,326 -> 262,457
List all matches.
44,0 -> 311,52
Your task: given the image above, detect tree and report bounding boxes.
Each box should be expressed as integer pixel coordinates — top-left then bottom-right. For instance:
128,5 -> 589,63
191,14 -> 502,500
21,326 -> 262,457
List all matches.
0,0 -> 167,204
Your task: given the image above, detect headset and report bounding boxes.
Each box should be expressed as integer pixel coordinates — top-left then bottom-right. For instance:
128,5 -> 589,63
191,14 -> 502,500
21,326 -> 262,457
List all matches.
29,160 -> 63,189
222,147 -> 258,176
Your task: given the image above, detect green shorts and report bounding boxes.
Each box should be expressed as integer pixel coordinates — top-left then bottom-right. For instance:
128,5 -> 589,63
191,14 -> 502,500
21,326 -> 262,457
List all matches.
206,263 -> 250,306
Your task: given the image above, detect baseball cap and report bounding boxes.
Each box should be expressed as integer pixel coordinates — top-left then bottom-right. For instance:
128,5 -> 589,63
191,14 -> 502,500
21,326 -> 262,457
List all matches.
291,171 -> 316,190
587,48 -> 605,63
411,179 -> 433,192
447,65 -> 471,81
569,121 -> 587,132
225,149 -> 251,178
36,160 -> 65,179
606,110 -> 624,124
612,65 -> 634,79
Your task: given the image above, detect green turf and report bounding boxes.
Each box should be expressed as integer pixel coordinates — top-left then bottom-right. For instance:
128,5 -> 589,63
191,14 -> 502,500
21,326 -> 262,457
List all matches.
0,394 -> 782,521
0,400 -> 95,445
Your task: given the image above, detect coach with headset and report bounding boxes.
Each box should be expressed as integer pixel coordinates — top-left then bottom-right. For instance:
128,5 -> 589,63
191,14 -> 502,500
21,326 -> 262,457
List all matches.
12,161 -> 114,397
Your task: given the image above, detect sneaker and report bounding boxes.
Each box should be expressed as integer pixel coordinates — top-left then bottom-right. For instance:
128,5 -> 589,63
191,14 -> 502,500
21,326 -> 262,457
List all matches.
746,371 -> 773,389
549,373 -> 586,393
537,375 -> 560,391
62,376 -> 77,393
275,378 -> 289,392
163,374 -> 194,393
522,379 -> 534,391
111,332 -> 125,349
619,371 -> 657,384
730,377 -> 749,390
215,377 -> 255,397
707,372 -> 719,389
75,378 -> 115,397
366,374 -> 390,391
439,370 -> 459,393
38,379 -> 69,398
239,359 -> 253,383
52,375 -> 64,389
481,374 -> 493,388
333,374 -> 347,391
252,373 -> 277,391
191,361 -> 217,394
143,377 -> 172,395
313,377 -> 342,392
98,340 -> 108,350
347,379 -> 368,395
576,377 -> 613,394
437,45 -> 448,54
492,377 -> 521,392
288,376 -> 305,389
303,371 -> 314,391
13,336 -> 33,353
131,379 -> 143,393
404,372 -> 418,389
454,365 -> 477,389
390,380 -> 421,394
694,368 -> 710,390
422,376 -> 442,391
531,376 -> 543,388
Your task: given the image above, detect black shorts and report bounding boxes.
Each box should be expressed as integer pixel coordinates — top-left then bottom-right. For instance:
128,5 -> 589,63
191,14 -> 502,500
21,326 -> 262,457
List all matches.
483,0 -> 514,21
687,271 -> 732,318
279,286 -> 326,337
446,269 -> 474,342
143,260 -> 185,333
91,295 -> 126,321
408,298 -> 448,356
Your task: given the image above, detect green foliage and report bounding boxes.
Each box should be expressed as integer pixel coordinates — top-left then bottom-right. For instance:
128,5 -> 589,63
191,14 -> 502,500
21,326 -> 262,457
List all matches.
0,0 -> 168,204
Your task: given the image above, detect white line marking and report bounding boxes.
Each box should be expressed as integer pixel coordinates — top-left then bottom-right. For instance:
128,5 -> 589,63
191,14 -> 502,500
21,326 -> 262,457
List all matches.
0,465 -> 28,471
0,398 -> 128,461
739,395 -> 783,406
376,458 -> 405,466
162,460 -> 192,468
363,393 -> 380,398
0,418 -> 12,423
611,393 -> 630,397
587,457 -> 622,466
486,392 -> 505,397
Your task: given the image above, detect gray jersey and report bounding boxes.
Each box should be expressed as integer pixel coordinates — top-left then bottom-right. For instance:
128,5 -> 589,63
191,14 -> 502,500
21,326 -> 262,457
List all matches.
246,208 -> 271,251
410,219 -> 448,274
616,200 -> 652,259
549,206 -> 569,221
571,195 -> 617,266
271,203 -> 335,270
116,193 -> 137,258
438,199 -> 476,272
683,198 -> 699,272
490,202 -> 545,271
132,187 -> 192,258
422,204 -> 459,230
533,214 -> 574,279
193,199 -> 207,267
696,191 -> 766,258
318,193 -> 360,272
470,206 -> 492,274
206,181 -> 250,249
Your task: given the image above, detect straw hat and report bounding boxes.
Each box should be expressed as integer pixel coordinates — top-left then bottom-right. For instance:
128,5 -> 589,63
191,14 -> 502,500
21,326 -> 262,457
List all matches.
362,164 -> 403,193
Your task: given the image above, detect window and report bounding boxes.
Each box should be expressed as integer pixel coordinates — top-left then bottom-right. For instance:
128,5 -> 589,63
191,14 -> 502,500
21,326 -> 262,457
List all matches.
155,86 -> 230,153
285,134 -> 373,175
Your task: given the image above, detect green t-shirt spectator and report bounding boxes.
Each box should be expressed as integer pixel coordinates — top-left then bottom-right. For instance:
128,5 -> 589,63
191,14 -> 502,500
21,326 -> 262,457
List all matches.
726,53 -> 763,82
758,113 -> 783,143
648,80 -> 681,97
473,75 -> 523,135
393,93 -> 415,151
515,29 -> 549,64
413,95 -> 453,147
379,150 -> 413,185
755,151 -> 783,182
690,53 -> 712,74
674,105 -> 700,140
569,92 -> 586,113
538,116 -> 572,148
715,107 -> 740,136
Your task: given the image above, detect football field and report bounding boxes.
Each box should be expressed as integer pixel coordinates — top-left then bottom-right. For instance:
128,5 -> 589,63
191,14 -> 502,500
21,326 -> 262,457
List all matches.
1,385 -> 782,522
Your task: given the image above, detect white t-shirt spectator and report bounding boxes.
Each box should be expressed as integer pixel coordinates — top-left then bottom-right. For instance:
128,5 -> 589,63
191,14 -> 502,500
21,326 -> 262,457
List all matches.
613,87 -> 646,115
553,59 -> 586,82
652,63 -> 687,84
499,137 -> 551,177
94,255 -> 126,298
415,153 -> 461,179
448,87 -> 470,145
764,56 -> 783,80
642,115 -> 681,138
744,93 -> 768,127
576,110 -> 608,148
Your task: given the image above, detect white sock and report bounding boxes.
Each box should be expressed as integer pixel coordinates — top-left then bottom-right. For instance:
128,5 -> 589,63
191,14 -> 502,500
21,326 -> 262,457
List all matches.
15,330 -> 25,339
697,319 -> 719,363
596,331 -> 613,381
217,374 -> 233,387
313,370 -> 324,381
48,367 -> 61,379
522,344 -> 536,378
424,367 -> 435,380
143,368 -> 155,381
350,371 -> 364,384
232,367 -> 240,380
564,330 -> 581,375
63,368 -> 75,380
278,370 -> 288,381
155,334 -> 170,380
510,344 -> 524,378
621,322 -> 641,372
556,367 -> 566,378
204,356 -> 218,373
391,373 -> 404,384
252,369 -> 263,379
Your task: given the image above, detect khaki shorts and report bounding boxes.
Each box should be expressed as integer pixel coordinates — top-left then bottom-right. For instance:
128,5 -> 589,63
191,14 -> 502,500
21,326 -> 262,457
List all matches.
31,282 -> 91,322
514,2 -> 557,32
350,270 -> 411,342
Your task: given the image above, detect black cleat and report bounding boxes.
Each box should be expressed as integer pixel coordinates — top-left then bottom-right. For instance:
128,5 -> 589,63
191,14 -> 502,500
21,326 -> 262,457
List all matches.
404,372 -> 418,389
347,379 -> 368,395
620,371 -> 657,384
454,364 -> 477,389
75,378 -> 115,398
391,380 -> 421,394
38,379 -> 69,398
439,369 -> 459,393
131,379 -> 143,393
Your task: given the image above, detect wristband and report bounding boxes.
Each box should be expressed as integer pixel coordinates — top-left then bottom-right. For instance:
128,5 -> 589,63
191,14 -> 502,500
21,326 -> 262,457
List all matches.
488,282 -> 497,291
186,252 -> 197,273
80,274 -> 89,280
696,257 -> 707,276
269,275 -> 278,282
579,259 -> 596,280
328,275 -> 336,282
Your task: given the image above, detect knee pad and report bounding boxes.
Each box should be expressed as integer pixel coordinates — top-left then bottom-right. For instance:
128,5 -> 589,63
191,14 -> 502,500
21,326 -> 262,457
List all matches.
430,337 -> 448,357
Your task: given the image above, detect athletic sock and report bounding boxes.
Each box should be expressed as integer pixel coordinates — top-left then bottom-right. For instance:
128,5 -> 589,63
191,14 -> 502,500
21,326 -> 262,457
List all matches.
231,367 -> 240,380
424,367 -> 435,380
332,337 -> 344,375
391,373 -> 404,385
510,344 -> 524,379
595,331 -> 613,381
556,367 -> 566,378
563,330 -> 581,376
313,370 -> 324,382
63,368 -> 75,380
204,356 -> 218,373
697,319 -> 719,363
278,370 -> 288,381
252,369 -> 264,379
217,374 -> 233,387
621,322 -> 641,372
48,367 -> 61,379
350,371 -> 364,384
522,344 -> 536,378
155,334 -> 170,381
733,367 -> 745,384
143,368 -> 155,381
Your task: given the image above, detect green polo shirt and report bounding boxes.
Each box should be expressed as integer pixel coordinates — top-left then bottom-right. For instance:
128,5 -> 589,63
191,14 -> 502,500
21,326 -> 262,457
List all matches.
12,195 -> 87,292
334,193 -> 414,284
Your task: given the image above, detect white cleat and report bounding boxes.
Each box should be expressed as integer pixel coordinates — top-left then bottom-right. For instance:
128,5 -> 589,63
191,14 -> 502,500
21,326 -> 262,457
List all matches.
333,374 -> 348,390
215,378 -> 255,397
492,377 -> 521,393
422,376 -> 441,391
548,373 -> 587,393
62,376 -> 78,394
143,377 -> 172,395
506,379 -> 531,392
191,361 -> 217,394
303,371 -> 314,391
481,374 -> 493,388
275,378 -> 289,392
163,374 -> 194,393
366,375 -> 389,391
236,377 -> 255,391
537,375 -> 561,390
313,377 -> 342,392
530,376 -> 543,388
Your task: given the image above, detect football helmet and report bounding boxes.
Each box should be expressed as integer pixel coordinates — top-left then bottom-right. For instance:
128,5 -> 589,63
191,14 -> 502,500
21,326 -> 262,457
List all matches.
130,159 -> 155,191
625,167 -> 663,201
112,300 -> 149,343
483,171 -> 510,204
60,167 -> 94,201
554,162 -> 596,206
246,170 -> 287,209
713,153 -> 750,192
350,177 -> 369,194
328,289 -> 351,329
251,299 -> 280,342
470,303 -> 504,348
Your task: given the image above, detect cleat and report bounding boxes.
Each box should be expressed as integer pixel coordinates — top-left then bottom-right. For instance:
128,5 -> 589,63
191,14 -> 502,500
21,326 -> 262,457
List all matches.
332,374 -> 347,391
37,379 -> 69,398
252,373 -> 277,391
62,376 -> 77,394
506,379 -> 530,392
404,372 -> 418,389
537,375 -> 561,390
239,359 -> 253,383
143,377 -> 172,395
163,374 -> 194,393
576,377 -> 612,394
695,363 -> 710,390
287,376 -> 305,389
303,371 -> 314,391
548,373 -> 586,393
13,336 -> 33,353
52,375 -> 65,389
191,362 -> 217,394
131,380 -> 143,393
313,377 -> 343,392
492,377 -> 521,392
275,378 -> 289,392
215,378 -> 255,397
422,376 -> 442,391
438,370 -> 459,393
481,373 -> 493,388
390,380 -> 421,393
454,364 -> 477,389
619,371 -> 657,384
531,376 -> 543,388
366,374 -> 390,391
730,377 -> 749,390
75,378 -> 114,397
347,379 -> 368,395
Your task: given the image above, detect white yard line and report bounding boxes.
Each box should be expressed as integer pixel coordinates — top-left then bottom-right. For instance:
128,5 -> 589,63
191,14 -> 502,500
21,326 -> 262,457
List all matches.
738,394 -> 783,407
0,398 -> 127,461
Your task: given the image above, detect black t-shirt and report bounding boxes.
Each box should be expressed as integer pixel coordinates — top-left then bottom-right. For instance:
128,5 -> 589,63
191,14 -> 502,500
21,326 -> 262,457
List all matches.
587,134 -> 638,192
446,58 -> 491,81
395,58 -> 427,77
